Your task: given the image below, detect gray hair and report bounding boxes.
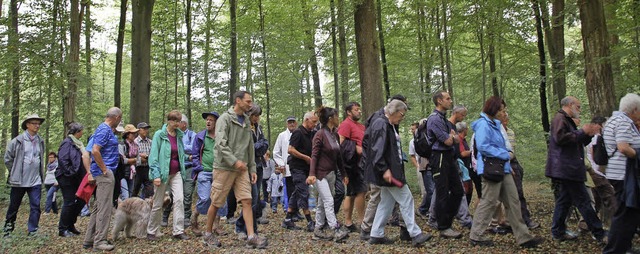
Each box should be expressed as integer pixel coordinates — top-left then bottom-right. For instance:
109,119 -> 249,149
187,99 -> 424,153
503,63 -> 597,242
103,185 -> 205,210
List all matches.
249,104 -> 262,116
384,99 -> 408,115
303,111 -> 315,121
452,105 -> 467,114
181,114 -> 188,123
106,107 -> 122,118
560,96 -> 577,107
456,121 -> 468,132
619,93 -> 640,114
68,122 -> 84,135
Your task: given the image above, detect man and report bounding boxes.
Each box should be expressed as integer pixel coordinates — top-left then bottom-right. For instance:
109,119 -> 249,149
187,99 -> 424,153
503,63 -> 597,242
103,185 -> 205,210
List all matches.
201,91 -> 267,249
235,105 -> 270,238
426,91 -> 463,239
3,114 -> 46,238
545,96 -> 606,244
133,122 -> 152,198
338,102 -> 367,231
191,111 -> 221,237
273,116 -> 299,215
83,107 -> 123,251
162,114 -> 196,227
282,111 -> 318,232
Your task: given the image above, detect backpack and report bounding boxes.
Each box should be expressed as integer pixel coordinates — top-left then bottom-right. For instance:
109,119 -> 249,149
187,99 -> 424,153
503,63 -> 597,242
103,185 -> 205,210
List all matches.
592,134 -> 616,166
414,113 -> 437,158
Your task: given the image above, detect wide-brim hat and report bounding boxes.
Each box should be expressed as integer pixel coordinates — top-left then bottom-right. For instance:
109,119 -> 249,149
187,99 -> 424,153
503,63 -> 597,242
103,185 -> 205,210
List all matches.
115,121 -> 125,133
123,124 -> 139,134
202,111 -> 220,120
21,114 -> 45,130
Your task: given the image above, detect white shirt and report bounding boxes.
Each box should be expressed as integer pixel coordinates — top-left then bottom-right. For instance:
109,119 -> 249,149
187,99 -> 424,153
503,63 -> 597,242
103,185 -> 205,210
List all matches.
273,129 -> 293,177
604,111 -> 640,180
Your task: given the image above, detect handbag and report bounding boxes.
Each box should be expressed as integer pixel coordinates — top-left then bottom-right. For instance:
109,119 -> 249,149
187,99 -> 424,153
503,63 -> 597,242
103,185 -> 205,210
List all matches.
482,157 -> 506,182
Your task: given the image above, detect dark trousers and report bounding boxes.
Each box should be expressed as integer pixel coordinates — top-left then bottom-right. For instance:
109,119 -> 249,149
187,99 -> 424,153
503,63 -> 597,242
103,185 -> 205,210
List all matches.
511,158 -> 532,225
418,170 -> 434,215
334,172 -> 345,214
236,168 -> 264,234
431,150 -> 463,230
132,165 -> 153,198
284,176 -> 294,210
551,179 -> 605,239
262,179 -> 269,203
227,190 -> 238,218
57,178 -> 86,232
468,167 -> 482,199
289,168 -> 310,210
603,205 -> 640,254
5,185 -> 42,233
609,179 -> 624,212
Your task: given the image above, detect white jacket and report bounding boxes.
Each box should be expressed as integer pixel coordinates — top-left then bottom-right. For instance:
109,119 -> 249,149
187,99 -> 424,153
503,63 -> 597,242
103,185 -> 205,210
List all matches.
273,129 -> 293,177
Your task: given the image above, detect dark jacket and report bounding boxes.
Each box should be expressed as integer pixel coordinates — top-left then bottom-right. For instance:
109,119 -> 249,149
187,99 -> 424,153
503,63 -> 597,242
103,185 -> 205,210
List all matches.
310,128 -> 345,180
191,130 -> 208,179
362,114 -> 406,187
340,138 -> 361,177
545,109 -> 592,181
622,148 -> 640,209
252,123 -> 269,169
56,137 -> 86,183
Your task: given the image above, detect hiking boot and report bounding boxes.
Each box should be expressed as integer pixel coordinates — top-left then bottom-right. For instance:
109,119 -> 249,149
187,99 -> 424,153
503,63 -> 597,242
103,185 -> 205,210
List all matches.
369,236 -> 395,245
306,221 -> 316,232
93,241 -> 115,251
59,230 -> 75,237
440,228 -> 462,239
552,232 -> 578,242
593,234 -> 608,246
470,236 -> 494,247
313,227 -> 331,241
173,233 -> 190,240
69,227 -> 81,235
520,236 -> 544,248
191,227 -> 203,237
2,222 -> 14,238
202,234 -> 222,248
246,234 -> 268,249
282,220 -> 301,230
237,231 -> 248,240
360,230 -> 370,241
333,226 -> 349,242
27,231 -> 41,237
257,217 -> 270,225
411,233 -> 432,247
400,226 -> 411,241
82,243 -> 93,249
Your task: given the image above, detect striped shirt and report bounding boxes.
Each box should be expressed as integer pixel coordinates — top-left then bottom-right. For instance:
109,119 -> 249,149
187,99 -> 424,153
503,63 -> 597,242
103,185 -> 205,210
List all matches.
87,123 -> 120,176
603,111 -> 640,180
135,136 -> 152,166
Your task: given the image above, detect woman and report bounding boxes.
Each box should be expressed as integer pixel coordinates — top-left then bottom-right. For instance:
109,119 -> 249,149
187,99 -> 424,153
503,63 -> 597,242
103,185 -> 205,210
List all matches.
56,122 -> 86,237
469,96 -> 543,248
44,152 -> 59,214
118,124 -> 140,199
147,110 -> 190,240
306,106 -> 349,242
363,99 -> 431,246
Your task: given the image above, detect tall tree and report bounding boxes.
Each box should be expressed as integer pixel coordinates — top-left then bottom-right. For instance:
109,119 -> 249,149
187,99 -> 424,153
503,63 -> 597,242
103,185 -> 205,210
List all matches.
488,11 -> 499,97
301,0 -> 322,107
64,0 -> 85,134
338,0 -> 350,105
130,0 -> 155,124
578,0 -> 616,116
259,0 -> 271,143
185,0 -> 193,123
442,0 -> 453,101
541,0 -> 566,107
376,0 -> 390,101
9,0 -> 20,138
354,0 -> 384,117
114,0 -> 127,107
416,1 -> 426,115
331,0 -> 340,110
533,0 -> 550,132
85,1 -> 93,126
229,0 -> 238,104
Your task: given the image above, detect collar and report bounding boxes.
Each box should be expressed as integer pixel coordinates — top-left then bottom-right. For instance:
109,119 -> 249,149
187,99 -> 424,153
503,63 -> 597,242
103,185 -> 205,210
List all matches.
433,109 -> 446,117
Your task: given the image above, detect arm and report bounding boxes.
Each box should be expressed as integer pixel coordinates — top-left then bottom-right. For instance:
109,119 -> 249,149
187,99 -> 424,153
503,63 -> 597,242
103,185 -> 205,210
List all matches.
4,139 -> 16,170
82,151 -> 94,183
551,115 -> 592,146
475,122 -> 510,161
148,131 -> 162,181
273,134 -> 285,167
191,135 -> 203,173
248,132 -> 257,175
308,131 -> 323,177
428,116 -> 454,146
288,145 -> 310,164
92,144 -> 108,175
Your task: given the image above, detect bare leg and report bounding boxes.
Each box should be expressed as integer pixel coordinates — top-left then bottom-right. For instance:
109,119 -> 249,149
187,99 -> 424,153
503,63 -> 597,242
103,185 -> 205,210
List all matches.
205,204 -> 219,234
354,192 -> 366,223
343,196 -> 355,225
241,199 -> 256,236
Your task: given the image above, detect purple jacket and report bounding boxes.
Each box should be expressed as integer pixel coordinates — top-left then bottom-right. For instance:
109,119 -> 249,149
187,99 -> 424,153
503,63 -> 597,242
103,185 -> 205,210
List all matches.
545,109 -> 592,181
191,130 -> 209,180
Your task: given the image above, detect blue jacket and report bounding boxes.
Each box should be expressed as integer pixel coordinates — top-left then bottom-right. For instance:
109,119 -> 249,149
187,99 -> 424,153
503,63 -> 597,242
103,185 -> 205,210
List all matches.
191,130 -> 210,179
471,112 -> 512,175
182,129 -> 196,168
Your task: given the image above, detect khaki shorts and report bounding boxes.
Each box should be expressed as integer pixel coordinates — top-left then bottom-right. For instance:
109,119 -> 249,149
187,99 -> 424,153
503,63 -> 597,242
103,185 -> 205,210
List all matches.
210,169 -> 252,208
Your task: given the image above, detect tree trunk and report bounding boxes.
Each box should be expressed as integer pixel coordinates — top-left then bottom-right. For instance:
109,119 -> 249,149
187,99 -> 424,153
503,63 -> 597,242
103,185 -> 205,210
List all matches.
376,0 -> 390,101
130,0 -> 155,124
185,0 -> 193,123
604,0 -> 621,95
489,32 -> 498,96
533,0 -> 550,132
114,0 -> 127,108
330,0 -> 340,110
417,2 -> 425,115
443,0 -> 453,102
354,0 -> 384,118
173,1 -> 179,108
162,33 -> 169,120
45,0 -> 61,150
301,0 -> 322,107
259,0 -> 271,144
635,0 -> 640,80
203,0 -> 213,108
541,0 -> 566,107
85,2 -> 93,126
64,0 -> 84,135
436,7 -> 445,90
229,0 -> 238,104
244,40 -> 254,93
338,0 -> 349,105
9,0 -> 20,138
578,0 -> 616,117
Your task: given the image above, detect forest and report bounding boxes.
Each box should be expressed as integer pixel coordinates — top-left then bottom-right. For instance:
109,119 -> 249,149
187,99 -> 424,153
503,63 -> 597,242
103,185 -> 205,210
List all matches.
0,0 -> 638,179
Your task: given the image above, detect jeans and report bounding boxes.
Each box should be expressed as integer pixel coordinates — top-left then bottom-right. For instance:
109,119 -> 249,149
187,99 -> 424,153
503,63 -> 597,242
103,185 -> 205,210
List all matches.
196,171 -> 227,216
119,178 -> 132,200
271,197 -> 282,211
236,168 -> 264,234
418,170 -> 434,215
551,179 -> 605,240
44,184 -> 59,213
5,185 -> 42,232
370,185 -> 422,238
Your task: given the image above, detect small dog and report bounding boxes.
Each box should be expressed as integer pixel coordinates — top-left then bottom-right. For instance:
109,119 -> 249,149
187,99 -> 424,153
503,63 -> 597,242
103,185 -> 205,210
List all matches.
111,194 -> 170,240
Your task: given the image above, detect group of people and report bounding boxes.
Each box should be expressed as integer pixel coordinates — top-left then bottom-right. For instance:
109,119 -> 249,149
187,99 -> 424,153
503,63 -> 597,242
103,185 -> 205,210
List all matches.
3,90 -> 640,253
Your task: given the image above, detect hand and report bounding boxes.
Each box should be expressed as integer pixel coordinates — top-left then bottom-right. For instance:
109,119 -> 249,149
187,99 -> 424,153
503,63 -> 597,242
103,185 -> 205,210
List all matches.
450,130 -> 458,142
250,173 -> 258,184
383,169 -> 392,183
583,123 -> 601,136
54,183 -> 58,186
343,176 -> 349,186
306,176 -> 317,185
154,178 -> 161,186
87,174 -> 96,185
234,160 -> 248,172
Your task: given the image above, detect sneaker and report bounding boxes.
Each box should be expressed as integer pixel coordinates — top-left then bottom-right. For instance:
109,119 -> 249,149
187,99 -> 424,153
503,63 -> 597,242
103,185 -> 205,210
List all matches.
306,221 -> 316,232
369,236 -> 394,245
360,230 -> 371,241
246,234 -> 268,249
237,231 -> 248,240
282,220 -> 301,230
411,233 -> 432,247
527,221 -> 540,230
161,218 -> 168,227
470,236 -> 494,247
147,233 -> 160,241
345,224 -> 359,233
313,227 -> 331,241
202,234 -> 222,248
440,228 -> 462,239
93,241 -> 115,251
552,232 -> 578,242
333,226 -> 349,242
173,233 -> 190,240
520,236 -> 544,248
400,226 -> 411,241
227,217 -> 238,224
257,217 -> 270,225
59,230 -> 75,237
214,227 -> 228,236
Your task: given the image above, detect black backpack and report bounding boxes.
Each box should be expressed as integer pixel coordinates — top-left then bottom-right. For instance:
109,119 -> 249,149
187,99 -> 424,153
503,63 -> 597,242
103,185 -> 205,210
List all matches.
414,113 -> 437,158
592,135 -> 616,166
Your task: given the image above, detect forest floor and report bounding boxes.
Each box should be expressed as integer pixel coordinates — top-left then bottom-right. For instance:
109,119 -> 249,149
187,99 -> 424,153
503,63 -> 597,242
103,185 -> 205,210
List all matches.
0,179 -> 636,254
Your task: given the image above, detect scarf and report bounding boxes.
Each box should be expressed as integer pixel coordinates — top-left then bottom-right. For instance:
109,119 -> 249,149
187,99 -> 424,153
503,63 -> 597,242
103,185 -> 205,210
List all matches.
47,159 -> 58,172
69,134 -> 85,152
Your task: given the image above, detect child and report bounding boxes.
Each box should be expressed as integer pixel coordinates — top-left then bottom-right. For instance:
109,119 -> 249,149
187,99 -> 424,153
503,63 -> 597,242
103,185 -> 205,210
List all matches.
267,167 -> 285,213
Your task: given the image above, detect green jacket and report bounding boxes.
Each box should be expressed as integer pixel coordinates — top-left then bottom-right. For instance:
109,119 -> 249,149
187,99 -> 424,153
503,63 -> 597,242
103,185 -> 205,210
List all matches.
214,107 -> 257,173
148,124 -> 188,183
